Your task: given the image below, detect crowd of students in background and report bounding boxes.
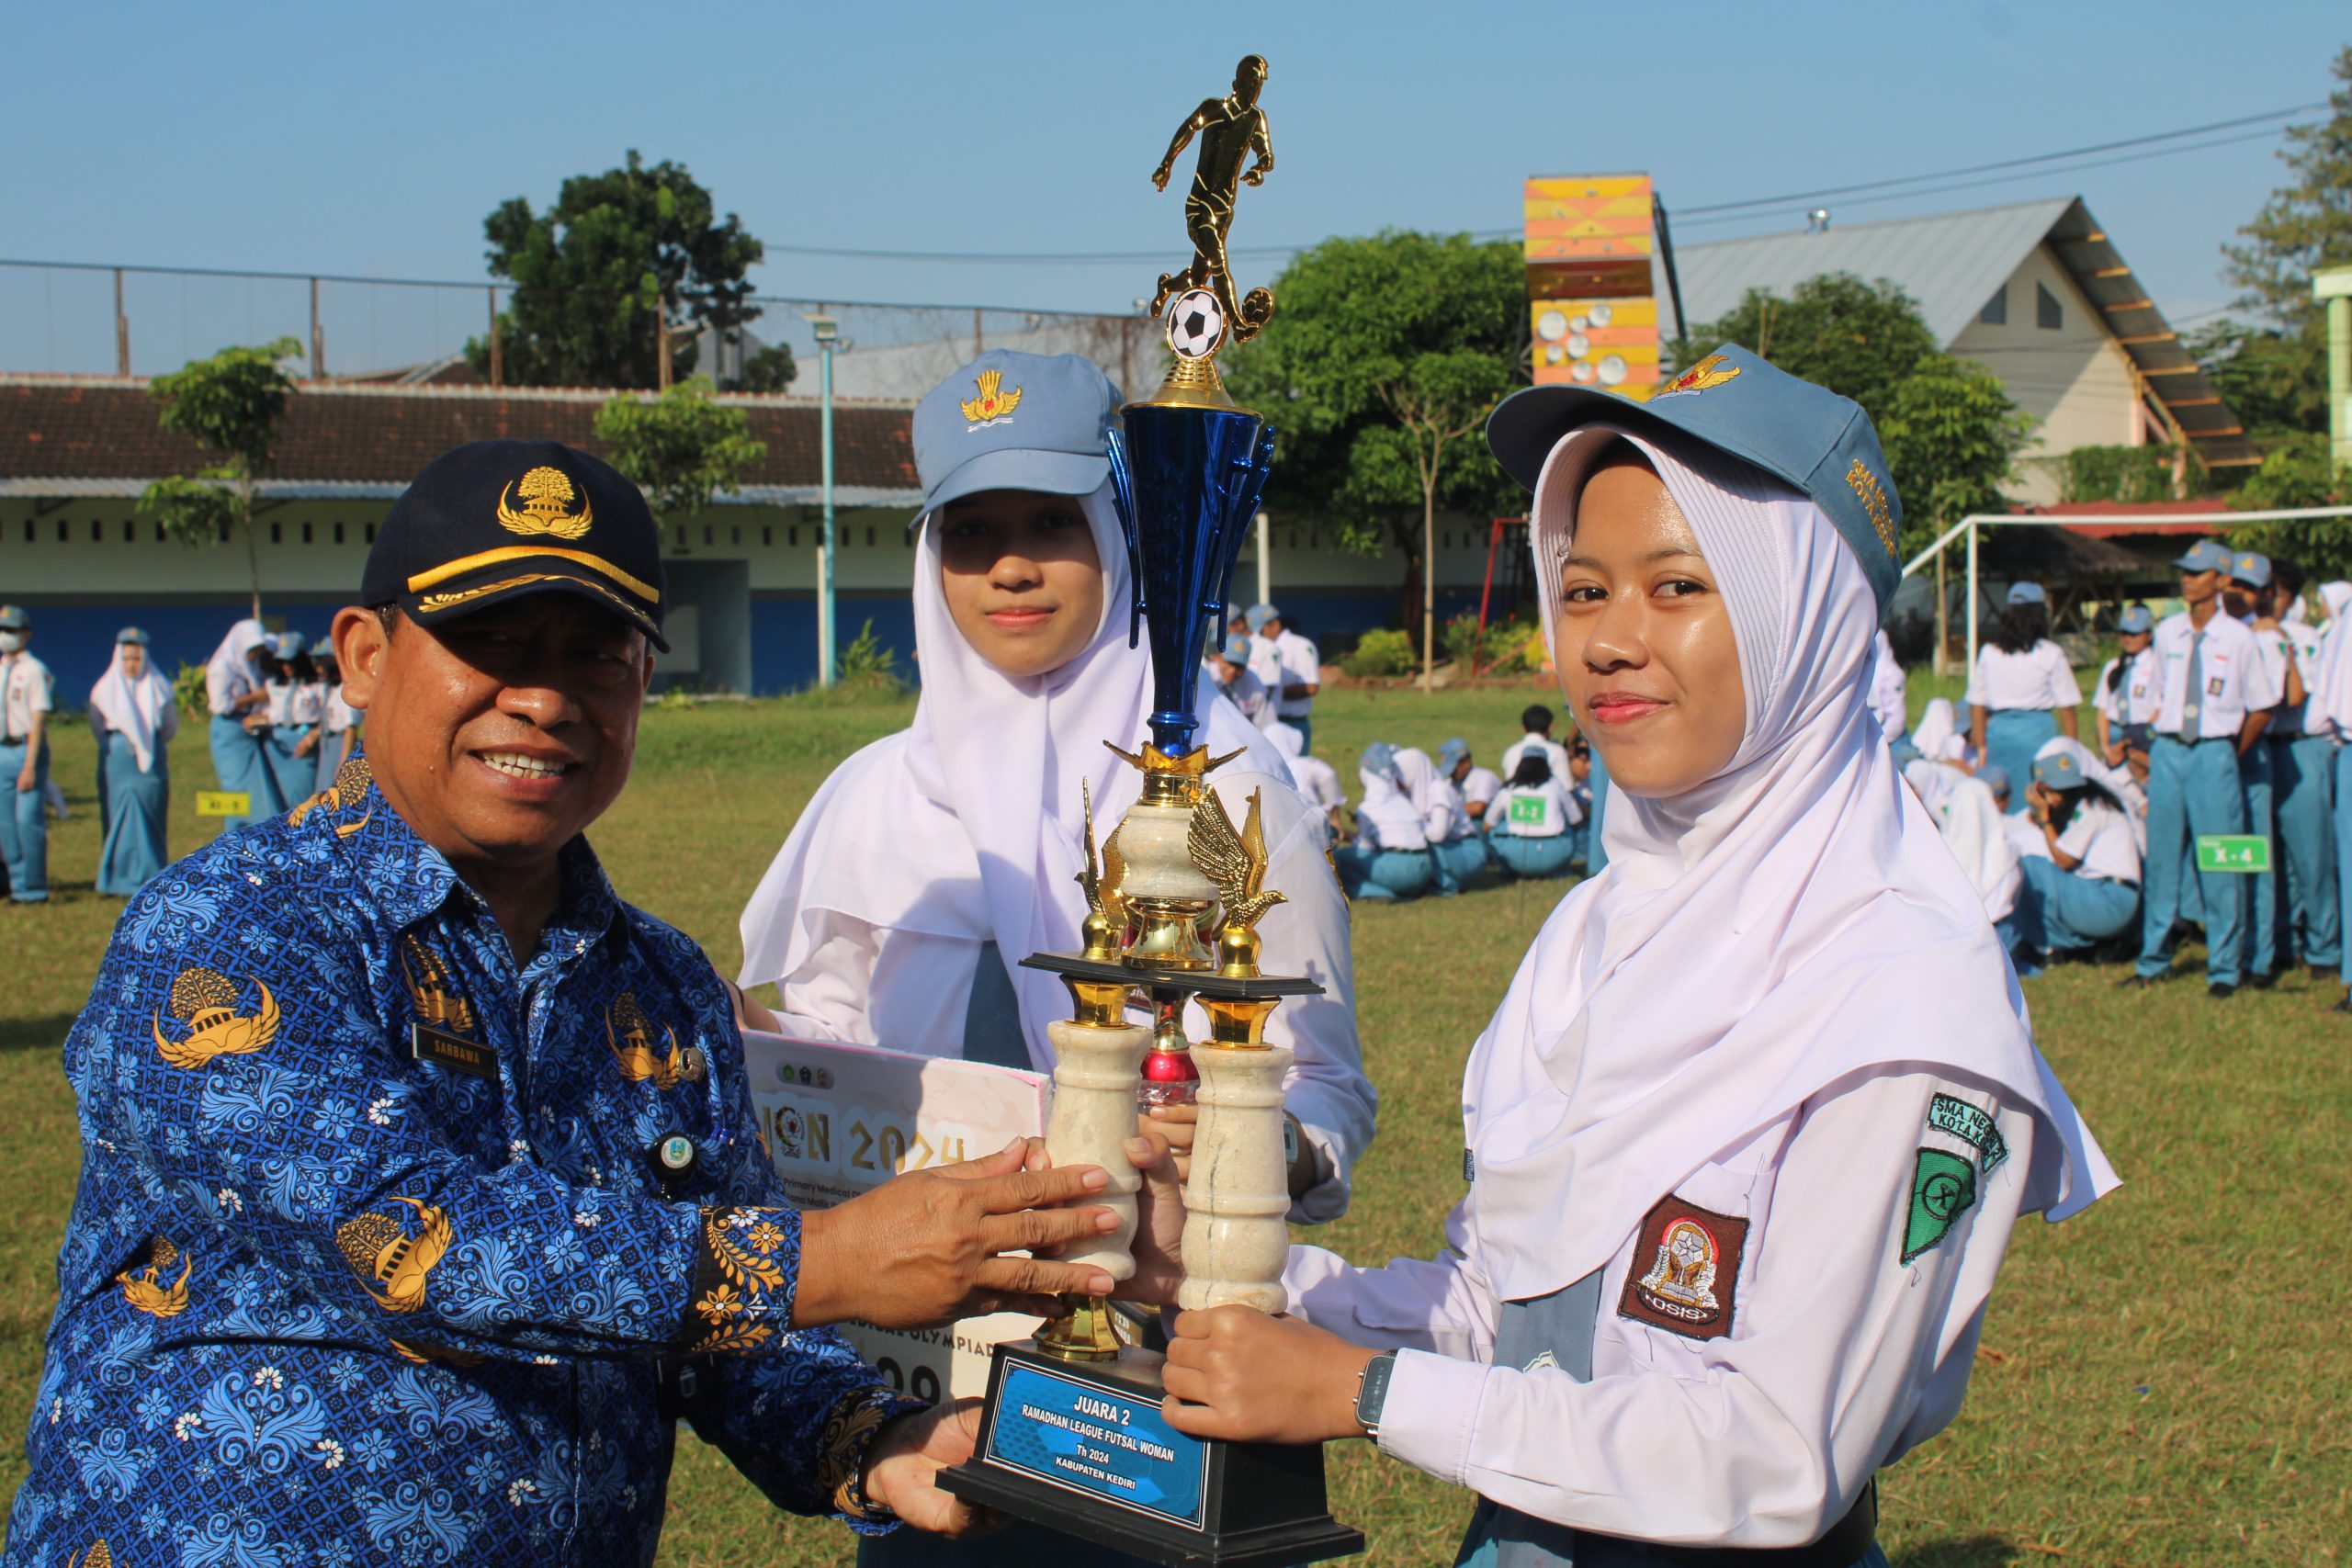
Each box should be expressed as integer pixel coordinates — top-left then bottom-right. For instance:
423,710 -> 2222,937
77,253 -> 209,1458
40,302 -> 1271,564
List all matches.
0,611 -> 358,905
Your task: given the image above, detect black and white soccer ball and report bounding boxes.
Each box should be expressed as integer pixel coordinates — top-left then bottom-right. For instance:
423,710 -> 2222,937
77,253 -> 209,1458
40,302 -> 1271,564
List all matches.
1166,288 -> 1227,360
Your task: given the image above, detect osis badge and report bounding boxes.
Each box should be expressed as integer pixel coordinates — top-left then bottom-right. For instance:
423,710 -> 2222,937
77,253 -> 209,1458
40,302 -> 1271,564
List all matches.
1618,1193 -> 1749,1341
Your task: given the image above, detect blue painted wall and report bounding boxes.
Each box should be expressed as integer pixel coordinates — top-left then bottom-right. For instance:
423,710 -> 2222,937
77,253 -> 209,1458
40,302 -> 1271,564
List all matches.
5,599 -> 347,712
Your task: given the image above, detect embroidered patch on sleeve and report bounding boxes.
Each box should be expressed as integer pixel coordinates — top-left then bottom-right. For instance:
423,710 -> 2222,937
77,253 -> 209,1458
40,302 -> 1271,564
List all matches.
1617,1194 -> 1749,1340
1927,1092 -> 2008,1174
1901,1149 -> 1977,1264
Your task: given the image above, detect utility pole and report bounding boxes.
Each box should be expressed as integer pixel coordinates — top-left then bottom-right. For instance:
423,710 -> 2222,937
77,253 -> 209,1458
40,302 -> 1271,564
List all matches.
2320,266 -> 2352,470
309,277 -> 324,379
487,288 -> 503,389
113,268 -> 130,377
810,314 -> 841,687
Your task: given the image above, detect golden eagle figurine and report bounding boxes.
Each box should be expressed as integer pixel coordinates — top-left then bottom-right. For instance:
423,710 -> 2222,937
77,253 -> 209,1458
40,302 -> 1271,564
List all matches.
1189,785 -> 1285,976
1074,778 -> 1129,958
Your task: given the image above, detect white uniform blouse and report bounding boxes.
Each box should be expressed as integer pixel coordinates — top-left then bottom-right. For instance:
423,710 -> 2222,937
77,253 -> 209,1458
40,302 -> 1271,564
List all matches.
1965,640 -> 2081,712
2092,650 -> 2160,728
1284,1069 -> 2038,1548
2055,802 -> 2139,884
1489,780 -> 1579,838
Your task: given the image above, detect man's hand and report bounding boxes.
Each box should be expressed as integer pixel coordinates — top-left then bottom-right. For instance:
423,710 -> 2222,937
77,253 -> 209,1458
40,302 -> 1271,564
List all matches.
796,1140 -> 1121,1330
863,1400 -> 999,1538
1161,1307 -> 1373,1445
1117,1126 -> 1187,1307
13,764 -> 31,794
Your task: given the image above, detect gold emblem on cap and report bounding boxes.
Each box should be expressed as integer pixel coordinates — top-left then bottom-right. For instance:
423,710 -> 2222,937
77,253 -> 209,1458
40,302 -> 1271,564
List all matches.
1653,355 -> 1741,400
1844,457 -> 1898,560
496,466 -> 594,541
960,369 -> 1023,425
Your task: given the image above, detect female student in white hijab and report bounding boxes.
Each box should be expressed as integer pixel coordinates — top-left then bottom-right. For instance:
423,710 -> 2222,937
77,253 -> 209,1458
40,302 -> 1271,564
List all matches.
87,627 -> 178,895
201,617 -> 279,828
1396,743 -> 1486,894
737,349 -> 1373,1223
1997,748 -> 2142,976
1118,349 -> 2115,1565
1266,719 -> 1344,828
1334,741 -> 1437,900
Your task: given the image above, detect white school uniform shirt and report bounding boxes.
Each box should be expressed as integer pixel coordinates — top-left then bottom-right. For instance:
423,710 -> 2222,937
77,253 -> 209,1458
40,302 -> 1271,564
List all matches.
1870,628 -> 1908,741
1964,639 -> 2081,712
1498,733 -> 1572,784
2055,800 -> 2140,884
2092,649 -> 2160,728
2152,610 -> 2281,739
1216,663 -> 1272,728
2263,620 -> 2324,736
1246,633 -> 1284,693
1459,765 -> 1501,818
2,651 -> 55,742
322,684 -> 360,737
1489,779 -> 1578,838
1272,629 -> 1319,719
1290,754 -> 1344,814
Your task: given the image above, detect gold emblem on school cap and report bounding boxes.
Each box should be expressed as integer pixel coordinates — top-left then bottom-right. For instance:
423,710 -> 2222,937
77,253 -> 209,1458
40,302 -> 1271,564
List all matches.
959,368 -> 1023,426
1651,354 -> 1742,400
1844,458 -> 1898,559
495,465 -> 594,541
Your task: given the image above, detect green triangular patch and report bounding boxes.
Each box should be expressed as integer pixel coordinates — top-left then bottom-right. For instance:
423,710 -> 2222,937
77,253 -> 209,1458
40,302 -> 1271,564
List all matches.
1901,1148 -> 1976,1263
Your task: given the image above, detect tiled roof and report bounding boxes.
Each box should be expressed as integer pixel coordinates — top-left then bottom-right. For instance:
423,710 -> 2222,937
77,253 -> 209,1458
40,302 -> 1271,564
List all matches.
0,377 -> 918,495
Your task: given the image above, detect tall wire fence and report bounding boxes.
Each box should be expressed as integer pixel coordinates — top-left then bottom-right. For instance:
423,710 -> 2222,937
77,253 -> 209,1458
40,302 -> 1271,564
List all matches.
0,257 -> 1163,394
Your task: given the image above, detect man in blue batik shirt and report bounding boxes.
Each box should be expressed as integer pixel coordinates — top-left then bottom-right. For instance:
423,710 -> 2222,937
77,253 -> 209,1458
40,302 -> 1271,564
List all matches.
6,440 -> 1125,1565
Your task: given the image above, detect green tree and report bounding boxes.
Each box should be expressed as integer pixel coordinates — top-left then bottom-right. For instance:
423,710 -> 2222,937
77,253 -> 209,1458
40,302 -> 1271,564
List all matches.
594,378 -> 767,523
468,151 -> 763,389
139,336 -> 303,619
2225,434 -> 2352,576
1221,231 -> 1524,670
2195,48 -> 2352,453
731,341 -> 797,394
1685,273 -> 2029,557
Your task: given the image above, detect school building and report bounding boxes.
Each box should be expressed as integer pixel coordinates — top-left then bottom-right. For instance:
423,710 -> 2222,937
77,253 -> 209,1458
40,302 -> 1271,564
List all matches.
0,375 -> 1499,703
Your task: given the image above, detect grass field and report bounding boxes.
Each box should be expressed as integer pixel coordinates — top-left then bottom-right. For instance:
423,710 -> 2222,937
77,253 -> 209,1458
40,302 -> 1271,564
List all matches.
2,682 -> 2344,1566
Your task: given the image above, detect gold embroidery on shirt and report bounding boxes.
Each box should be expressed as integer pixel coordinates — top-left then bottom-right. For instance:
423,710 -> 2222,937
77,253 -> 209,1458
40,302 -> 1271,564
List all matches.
117,1235 -> 192,1318
288,752 -> 373,836
607,991 -> 686,1089
401,936 -> 477,1035
152,969 -> 279,1070
335,1196 -> 451,1314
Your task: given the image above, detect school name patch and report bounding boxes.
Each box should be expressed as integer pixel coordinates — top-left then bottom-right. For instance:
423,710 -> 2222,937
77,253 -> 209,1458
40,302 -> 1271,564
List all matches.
1617,1194 -> 1748,1341
1900,1094 -> 2005,1265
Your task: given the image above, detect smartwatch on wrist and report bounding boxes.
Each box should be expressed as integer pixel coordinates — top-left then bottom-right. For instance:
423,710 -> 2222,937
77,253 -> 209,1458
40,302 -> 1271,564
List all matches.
1353,1350 -> 1397,1442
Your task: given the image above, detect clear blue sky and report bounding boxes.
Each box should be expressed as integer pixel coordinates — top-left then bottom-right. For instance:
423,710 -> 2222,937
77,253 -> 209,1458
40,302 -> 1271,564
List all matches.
2,0 -> 2342,376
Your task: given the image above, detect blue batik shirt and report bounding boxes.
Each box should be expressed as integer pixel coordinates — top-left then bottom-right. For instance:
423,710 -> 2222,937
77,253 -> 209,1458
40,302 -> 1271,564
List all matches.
6,752 -> 918,1566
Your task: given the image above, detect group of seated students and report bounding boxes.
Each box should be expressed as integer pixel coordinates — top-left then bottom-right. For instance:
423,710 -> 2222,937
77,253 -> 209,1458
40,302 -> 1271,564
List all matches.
1331,705 -> 1599,901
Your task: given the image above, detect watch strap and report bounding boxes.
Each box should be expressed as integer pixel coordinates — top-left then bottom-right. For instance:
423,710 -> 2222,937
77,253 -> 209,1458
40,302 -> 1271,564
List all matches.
1353,1349 -> 1397,1440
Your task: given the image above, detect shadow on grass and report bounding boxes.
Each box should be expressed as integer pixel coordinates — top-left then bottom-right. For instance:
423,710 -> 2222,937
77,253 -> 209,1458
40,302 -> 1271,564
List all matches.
1891,1539 -> 2016,1568
0,1014 -> 77,1055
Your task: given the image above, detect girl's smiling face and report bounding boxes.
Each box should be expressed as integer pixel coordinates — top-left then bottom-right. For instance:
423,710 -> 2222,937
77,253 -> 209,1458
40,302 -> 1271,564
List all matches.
1553,449 -> 1746,798
937,489 -> 1105,678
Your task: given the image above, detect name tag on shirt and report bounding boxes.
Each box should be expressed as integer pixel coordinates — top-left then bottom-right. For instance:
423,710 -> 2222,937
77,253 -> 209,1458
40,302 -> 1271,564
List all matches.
412,1022 -> 498,1079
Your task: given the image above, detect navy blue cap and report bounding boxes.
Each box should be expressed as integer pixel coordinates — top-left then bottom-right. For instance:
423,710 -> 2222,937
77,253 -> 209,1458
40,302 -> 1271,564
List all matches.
2032,750 -> 2086,790
2175,538 -> 2233,573
116,626 -> 150,647
2231,551 -> 2272,589
1976,762 -> 2011,796
2119,604 -> 2155,635
0,605 -> 28,631
1439,737 -> 1470,770
1487,343 -> 1905,607
913,351 -> 1120,514
363,440 -> 666,650
2007,581 -> 2047,606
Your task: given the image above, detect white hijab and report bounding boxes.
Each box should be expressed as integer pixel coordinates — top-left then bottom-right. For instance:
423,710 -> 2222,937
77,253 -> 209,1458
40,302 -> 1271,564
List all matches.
1393,746 -> 1453,840
1912,696 -> 1967,763
90,642 -> 174,773
738,483 -> 1287,1068
2315,582 -> 2352,724
205,618 -> 268,696
1354,754 -> 1429,851
1462,425 -> 2113,1302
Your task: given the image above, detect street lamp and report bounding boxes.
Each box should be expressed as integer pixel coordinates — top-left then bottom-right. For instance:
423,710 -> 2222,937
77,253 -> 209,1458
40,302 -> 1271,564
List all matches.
808,313 -> 840,687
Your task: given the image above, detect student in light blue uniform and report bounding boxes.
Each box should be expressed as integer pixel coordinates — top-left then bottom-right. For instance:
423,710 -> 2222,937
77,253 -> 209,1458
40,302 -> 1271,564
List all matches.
1334,741 -> 1437,900
260,630 -> 327,809
2126,539 -> 2282,998
201,617 -> 281,828
1967,582 -> 2082,814
86,626 -> 179,896
1581,731 -> 1611,870
2002,749 -> 2142,970
1486,749 -> 1581,880
2222,554 -> 2292,983
2247,557 -> 2338,978
1400,744 -> 1487,895
0,604 -> 56,902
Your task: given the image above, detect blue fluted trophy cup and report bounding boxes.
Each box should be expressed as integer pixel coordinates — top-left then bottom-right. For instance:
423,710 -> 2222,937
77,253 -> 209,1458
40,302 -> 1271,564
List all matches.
938,54 -> 1363,1568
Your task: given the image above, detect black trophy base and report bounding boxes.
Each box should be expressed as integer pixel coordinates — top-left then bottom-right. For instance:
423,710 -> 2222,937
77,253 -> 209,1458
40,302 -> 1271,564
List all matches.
938,1339 -> 1363,1567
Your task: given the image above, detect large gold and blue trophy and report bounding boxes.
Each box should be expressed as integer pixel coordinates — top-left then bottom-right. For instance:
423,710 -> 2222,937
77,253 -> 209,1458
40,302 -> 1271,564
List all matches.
938,55 -> 1363,1567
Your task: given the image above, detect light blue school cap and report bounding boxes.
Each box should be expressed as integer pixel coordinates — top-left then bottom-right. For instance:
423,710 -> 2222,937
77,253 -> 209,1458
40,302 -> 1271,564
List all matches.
2007,581 -> 2047,605
2231,551 -> 2272,589
276,631 -> 307,659
2175,538 -> 2233,573
911,350 -> 1121,514
2032,750 -> 2086,790
115,626 -> 150,647
1246,604 -> 1277,632
1976,762 -> 2011,796
1486,341 -> 1906,608
0,605 -> 28,631
1218,636 -> 1251,663
1361,740 -> 1399,778
2118,604 -> 2154,635
1439,737 -> 1470,769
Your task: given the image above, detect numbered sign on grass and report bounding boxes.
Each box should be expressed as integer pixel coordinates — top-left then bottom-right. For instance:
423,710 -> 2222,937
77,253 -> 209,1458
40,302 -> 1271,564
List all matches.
195,791 -> 251,818
2196,835 -> 2271,874
741,1029 -> 1048,1401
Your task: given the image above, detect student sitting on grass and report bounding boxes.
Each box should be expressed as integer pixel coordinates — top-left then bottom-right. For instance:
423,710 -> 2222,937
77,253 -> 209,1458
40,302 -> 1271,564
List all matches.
1999,747 -> 2142,976
1397,743 -> 1487,896
1333,740 -> 1436,901
1486,750 -> 1581,881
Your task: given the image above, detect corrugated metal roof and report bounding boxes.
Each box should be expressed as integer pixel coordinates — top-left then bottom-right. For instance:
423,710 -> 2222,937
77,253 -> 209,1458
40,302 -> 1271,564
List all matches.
1657,197 -> 2075,343
1657,197 -> 2257,469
